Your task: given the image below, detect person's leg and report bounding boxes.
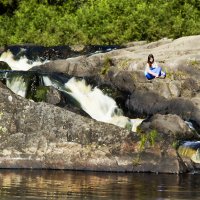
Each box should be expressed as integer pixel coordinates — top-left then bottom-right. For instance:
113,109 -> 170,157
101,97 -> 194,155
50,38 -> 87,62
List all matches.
145,73 -> 155,80
151,67 -> 162,76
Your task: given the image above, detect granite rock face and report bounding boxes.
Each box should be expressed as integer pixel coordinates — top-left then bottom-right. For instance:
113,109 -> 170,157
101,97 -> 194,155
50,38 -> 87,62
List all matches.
0,82 -> 197,173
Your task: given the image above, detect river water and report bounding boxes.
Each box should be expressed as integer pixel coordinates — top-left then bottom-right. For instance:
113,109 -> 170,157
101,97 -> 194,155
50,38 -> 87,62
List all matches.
0,169 -> 200,200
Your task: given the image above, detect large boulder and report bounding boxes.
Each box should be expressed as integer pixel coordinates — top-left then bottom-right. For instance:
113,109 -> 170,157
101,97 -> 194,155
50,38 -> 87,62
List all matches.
126,90 -> 200,128
139,114 -> 198,141
0,82 -> 196,173
31,53 -> 106,77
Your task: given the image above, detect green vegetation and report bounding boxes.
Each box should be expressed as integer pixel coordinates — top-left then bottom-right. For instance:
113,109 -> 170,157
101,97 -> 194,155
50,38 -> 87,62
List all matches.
125,121 -> 133,132
0,0 -> 200,46
139,129 -> 159,151
190,59 -> 200,66
101,56 -> 112,75
34,86 -> 49,102
172,140 -> 180,149
132,129 -> 159,166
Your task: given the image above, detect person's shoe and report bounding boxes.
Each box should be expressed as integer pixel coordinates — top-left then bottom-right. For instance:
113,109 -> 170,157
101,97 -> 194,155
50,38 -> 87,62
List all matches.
160,71 -> 166,78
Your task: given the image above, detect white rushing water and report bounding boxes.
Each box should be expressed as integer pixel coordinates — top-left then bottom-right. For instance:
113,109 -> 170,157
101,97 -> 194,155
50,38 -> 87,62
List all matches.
6,75 -> 28,97
65,78 -> 120,123
64,77 -> 143,131
0,50 -> 47,71
0,50 -> 48,97
43,76 -> 143,131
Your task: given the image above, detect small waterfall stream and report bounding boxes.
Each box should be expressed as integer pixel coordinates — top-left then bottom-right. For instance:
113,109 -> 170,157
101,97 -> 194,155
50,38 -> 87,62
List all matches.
43,76 -> 143,131
65,77 -> 137,129
6,75 -> 28,97
0,50 -> 47,71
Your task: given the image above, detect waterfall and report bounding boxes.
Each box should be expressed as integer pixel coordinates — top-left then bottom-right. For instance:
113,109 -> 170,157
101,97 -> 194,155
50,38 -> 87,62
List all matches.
178,141 -> 200,164
63,77 -> 144,130
43,76 -> 68,93
0,49 -> 48,98
0,50 -> 47,71
43,76 -> 143,131
6,74 -> 28,98
65,78 -> 121,123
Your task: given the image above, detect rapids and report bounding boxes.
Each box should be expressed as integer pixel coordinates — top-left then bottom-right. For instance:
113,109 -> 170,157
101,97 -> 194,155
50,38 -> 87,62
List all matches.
0,50 -> 47,71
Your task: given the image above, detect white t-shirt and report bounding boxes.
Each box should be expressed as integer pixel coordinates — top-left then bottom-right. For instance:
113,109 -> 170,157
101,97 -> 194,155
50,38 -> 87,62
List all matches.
144,62 -> 158,75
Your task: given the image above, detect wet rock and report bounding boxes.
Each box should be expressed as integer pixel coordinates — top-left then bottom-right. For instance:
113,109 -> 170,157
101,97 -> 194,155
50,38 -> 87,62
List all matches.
46,86 -> 62,105
0,61 -> 11,70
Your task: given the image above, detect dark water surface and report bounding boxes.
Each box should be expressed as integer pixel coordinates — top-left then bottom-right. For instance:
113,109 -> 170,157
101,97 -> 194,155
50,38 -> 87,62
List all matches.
0,170 -> 200,200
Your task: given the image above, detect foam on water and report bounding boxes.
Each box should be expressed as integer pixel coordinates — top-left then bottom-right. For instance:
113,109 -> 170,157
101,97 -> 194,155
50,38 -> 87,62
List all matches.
6,75 -> 28,97
65,78 -> 119,122
0,50 -> 47,71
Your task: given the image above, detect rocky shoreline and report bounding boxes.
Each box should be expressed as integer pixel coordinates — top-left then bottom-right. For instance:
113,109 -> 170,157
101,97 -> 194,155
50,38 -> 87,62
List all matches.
0,35 -> 200,173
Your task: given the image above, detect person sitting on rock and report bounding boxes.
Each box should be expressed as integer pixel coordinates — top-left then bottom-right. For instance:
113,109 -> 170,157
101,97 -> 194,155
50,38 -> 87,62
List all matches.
144,54 -> 166,80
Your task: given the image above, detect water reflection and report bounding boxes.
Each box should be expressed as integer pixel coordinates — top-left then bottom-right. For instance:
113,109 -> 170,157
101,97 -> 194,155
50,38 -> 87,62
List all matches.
0,170 -> 200,200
